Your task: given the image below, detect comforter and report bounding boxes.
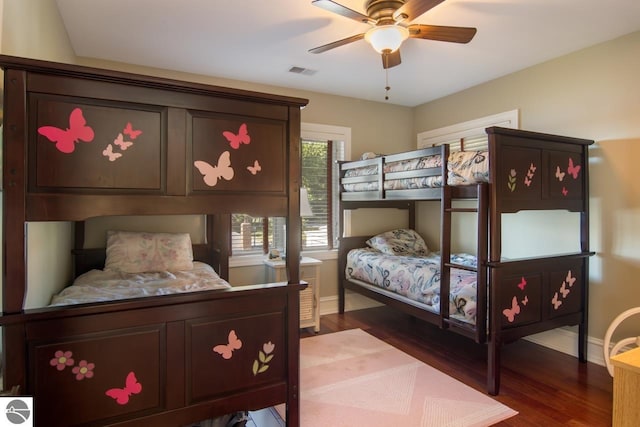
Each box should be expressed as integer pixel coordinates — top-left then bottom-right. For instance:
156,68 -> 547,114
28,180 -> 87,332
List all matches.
345,248 -> 478,324
50,261 -> 231,306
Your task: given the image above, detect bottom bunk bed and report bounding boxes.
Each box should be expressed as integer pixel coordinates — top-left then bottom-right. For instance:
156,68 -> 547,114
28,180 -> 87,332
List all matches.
339,234 -> 591,395
2,226 -> 302,427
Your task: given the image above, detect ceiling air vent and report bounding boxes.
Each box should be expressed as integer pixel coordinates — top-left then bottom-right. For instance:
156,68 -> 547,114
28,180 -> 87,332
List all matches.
289,66 -> 317,76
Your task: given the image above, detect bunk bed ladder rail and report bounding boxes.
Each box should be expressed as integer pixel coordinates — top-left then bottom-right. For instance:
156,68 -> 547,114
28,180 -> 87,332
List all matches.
439,183 -> 489,343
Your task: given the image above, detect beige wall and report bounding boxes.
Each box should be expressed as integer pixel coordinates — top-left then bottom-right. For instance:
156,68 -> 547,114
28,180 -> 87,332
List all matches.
413,30 -> 640,341
1,0 -> 75,63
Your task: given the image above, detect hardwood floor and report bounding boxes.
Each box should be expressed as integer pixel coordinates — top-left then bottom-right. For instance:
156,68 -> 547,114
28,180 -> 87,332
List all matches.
297,307 -> 613,427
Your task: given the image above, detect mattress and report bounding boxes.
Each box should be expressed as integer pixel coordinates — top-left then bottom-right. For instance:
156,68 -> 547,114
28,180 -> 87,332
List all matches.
50,261 -> 231,306
345,248 -> 478,324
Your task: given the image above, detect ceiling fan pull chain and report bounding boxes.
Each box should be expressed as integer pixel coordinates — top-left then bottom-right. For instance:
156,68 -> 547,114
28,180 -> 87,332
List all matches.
385,54 -> 390,100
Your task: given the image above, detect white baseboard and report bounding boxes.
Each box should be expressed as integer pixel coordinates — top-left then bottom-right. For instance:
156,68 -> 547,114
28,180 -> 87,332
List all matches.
319,293 -> 606,367
318,292 -> 382,315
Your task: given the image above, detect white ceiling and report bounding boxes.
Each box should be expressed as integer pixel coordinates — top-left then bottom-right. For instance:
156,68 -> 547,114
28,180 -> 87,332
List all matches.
55,0 -> 640,107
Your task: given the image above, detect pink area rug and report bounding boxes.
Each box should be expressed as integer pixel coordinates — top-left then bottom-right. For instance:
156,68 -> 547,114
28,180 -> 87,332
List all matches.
276,328 -> 517,427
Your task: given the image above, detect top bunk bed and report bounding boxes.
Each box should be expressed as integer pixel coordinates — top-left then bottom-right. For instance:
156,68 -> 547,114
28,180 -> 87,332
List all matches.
0,55 -> 308,426
339,126 -> 592,215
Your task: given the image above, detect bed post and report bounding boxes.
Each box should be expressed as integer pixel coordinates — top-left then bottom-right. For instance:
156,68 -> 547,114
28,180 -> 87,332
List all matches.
578,144 -> 591,363
210,214 -> 230,280
487,266 -> 502,396
338,238 -> 348,314
2,68 -> 28,315
285,104 -> 302,427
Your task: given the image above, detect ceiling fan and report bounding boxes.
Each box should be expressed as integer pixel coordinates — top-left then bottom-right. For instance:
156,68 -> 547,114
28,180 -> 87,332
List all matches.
309,0 -> 477,69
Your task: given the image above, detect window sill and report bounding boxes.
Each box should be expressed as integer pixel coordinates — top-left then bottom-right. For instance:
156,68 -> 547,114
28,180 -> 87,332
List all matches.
229,249 -> 337,268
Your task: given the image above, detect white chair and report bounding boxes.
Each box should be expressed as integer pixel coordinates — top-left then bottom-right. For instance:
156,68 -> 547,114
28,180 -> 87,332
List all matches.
603,307 -> 640,376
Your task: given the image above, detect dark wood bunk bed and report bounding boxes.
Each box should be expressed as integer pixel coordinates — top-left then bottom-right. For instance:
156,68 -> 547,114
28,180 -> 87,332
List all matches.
0,55 -> 308,426
337,127 -> 594,395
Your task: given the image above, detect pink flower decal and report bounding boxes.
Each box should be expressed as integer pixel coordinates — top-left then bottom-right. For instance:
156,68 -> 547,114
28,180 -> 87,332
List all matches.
263,341 -> 275,355
72,360 -> 95,381
253,341 -> 275,376
50,350 -> 74,371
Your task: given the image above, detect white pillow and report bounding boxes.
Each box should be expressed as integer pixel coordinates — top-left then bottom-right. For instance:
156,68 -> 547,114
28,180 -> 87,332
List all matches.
104,231 -> 194,273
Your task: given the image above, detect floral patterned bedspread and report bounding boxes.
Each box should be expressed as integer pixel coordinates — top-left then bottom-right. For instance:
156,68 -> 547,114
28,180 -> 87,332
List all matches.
345,248 -> 478,324
50,261 -> 231,306
342,150 -> 489,192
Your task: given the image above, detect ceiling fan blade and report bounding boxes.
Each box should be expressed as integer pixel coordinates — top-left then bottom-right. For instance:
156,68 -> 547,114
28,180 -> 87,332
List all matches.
408,24 -> 477,43
382,50 -> 401,69
311,0 -> 372,24
393,0 -> 445,22
309,33 -> 366,54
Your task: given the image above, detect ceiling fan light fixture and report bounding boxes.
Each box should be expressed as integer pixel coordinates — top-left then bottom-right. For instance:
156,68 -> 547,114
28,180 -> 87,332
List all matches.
364,25 -> 409,53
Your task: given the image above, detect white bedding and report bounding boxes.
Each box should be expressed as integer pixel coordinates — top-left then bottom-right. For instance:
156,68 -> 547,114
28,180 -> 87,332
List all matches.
50,261 -> 231,306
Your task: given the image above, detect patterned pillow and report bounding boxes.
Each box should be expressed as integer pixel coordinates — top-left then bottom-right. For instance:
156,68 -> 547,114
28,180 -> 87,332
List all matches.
104,231 -> 194,273
366,229 -> 429,256
447,150 -> 489,185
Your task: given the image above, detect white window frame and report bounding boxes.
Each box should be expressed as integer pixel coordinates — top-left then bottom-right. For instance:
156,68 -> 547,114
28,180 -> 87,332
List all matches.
301,123 -> 352,258
417,109 -> 519,149
230,122 -> 351,267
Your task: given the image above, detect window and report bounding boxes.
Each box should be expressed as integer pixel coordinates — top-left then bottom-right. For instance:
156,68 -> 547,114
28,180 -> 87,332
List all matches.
417,109 -> 519,150
231,123 -> 351,256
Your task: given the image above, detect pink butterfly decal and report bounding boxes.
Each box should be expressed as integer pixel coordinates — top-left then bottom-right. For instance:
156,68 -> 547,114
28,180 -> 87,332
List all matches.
502,296 -> 521,323
567,157 -> 581,179
551,292 -> 562,310
562,187 -> 568,196
194,151 -> 234,187
123,122 -> 142,140
566,270 -> 576,287
555,166 -> 565,182
559,282 -> 570,298
38,108 -> 95,154
103,144 -> 122,162
524,163 -> 536,187
213,330 -> 243,360
247,160 -> 261,175
521,295 -> 528,306
223,123 -> 251,149
517,277 -> 527,290
114,133 -> 133,150
105,371 -> 142,405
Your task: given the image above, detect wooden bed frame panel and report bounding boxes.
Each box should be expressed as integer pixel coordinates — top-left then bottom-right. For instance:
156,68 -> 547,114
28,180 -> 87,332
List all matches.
2,284 -> 296,427
338,126 -> 594,395
1,55 -> 308,426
